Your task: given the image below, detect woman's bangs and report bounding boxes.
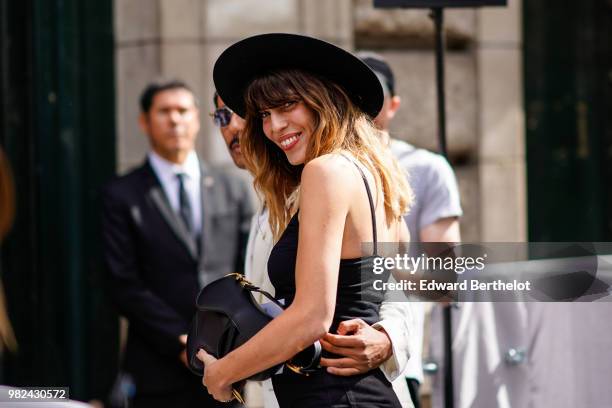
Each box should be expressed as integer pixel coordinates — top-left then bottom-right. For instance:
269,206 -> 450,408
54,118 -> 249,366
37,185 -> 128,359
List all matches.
245,72 -> 298,113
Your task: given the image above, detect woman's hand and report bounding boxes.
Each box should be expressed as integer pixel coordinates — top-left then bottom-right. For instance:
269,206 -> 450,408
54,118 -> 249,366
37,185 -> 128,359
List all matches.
196,349 -> 234,403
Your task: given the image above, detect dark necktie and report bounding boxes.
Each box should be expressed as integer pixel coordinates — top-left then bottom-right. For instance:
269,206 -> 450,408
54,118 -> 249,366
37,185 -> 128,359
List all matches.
176,173 -> 194,234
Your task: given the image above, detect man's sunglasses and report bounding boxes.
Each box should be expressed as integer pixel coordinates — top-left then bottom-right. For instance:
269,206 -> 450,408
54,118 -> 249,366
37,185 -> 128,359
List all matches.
210,106 -> 233,127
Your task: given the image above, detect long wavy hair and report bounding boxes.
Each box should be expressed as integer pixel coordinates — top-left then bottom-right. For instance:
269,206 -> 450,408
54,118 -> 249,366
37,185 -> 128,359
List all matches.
241,69 -> 412,241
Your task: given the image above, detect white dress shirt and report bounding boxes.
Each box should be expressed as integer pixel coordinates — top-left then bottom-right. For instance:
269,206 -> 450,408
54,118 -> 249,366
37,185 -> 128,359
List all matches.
148,150 -> 202,236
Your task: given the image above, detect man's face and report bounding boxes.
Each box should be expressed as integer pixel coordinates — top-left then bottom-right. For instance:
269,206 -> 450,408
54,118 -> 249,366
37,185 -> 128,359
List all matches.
215,96 -> 246,169
139,88 -> 200,163
373,95 -> 401,132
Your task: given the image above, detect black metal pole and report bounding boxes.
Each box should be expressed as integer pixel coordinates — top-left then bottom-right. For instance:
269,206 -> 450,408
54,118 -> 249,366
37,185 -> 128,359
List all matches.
430,7 -> 454,408
442,305 -> 454,408
432,7 -> 448,158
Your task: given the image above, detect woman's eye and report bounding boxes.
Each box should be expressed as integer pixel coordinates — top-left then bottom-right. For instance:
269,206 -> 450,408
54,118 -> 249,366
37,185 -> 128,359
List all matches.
283,101 -> 296,109
259,111 -> 270,119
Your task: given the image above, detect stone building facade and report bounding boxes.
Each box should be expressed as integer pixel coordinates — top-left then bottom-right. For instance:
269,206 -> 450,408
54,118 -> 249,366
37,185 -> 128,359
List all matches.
114,0 -> 526,245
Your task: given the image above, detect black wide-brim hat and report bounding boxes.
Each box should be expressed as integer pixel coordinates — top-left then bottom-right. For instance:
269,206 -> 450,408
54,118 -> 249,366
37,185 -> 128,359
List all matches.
213,33 -> 384,119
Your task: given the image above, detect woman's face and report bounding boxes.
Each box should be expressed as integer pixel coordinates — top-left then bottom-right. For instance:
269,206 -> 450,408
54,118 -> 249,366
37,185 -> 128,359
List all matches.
260,100 -> 315,165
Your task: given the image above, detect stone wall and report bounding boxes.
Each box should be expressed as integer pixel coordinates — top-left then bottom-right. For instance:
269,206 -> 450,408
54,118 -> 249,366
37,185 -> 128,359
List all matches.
114,0 -> 353,174
353,0 -> 525,243
476,0 -> 526,242
114,0 -> 525,241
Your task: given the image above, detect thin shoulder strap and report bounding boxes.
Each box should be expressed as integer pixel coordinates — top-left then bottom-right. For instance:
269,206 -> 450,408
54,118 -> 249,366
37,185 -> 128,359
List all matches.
340,154 -> 378,256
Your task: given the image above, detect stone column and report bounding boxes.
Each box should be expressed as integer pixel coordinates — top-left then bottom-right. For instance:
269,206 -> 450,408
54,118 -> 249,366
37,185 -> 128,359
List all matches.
477,0 -> 526,242
115,0 -> 162,172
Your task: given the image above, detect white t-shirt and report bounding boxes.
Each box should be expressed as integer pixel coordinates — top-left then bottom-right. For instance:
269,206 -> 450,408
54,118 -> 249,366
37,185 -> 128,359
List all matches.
390,139 -> 463,383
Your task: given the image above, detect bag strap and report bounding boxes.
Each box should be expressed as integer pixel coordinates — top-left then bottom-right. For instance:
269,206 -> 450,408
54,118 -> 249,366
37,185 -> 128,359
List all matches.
339,153 -> 378,256
226,274 -> 322,376
286,341 -> 322,376
228,273 -> 285,309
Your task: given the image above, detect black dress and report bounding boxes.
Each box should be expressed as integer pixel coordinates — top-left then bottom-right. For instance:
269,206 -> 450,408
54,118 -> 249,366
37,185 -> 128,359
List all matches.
267,159 -> 402,408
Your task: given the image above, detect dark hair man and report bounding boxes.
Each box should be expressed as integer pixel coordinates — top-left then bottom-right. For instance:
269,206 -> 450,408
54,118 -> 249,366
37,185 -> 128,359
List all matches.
102,79 -> 252,407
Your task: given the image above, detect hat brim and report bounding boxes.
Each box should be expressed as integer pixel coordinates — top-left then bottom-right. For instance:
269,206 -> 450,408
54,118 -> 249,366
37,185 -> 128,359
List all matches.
213,33 -> 384,119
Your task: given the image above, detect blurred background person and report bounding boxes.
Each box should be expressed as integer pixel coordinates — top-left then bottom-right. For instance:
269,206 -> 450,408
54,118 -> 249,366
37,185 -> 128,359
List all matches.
101,79 -> 252,407
0,147 -> 17,356
0,146 -> 90,407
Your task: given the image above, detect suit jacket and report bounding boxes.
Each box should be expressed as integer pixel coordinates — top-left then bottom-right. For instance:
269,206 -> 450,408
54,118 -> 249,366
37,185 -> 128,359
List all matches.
101,158 -> 253,396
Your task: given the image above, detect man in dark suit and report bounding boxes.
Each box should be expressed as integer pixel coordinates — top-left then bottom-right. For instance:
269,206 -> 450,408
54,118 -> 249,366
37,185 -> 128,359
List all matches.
102,79 -> 252,407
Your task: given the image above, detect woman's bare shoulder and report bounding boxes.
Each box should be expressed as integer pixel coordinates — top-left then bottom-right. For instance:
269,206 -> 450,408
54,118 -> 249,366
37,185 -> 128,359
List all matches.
302,153 -> 355,183
299,153 -> 359,209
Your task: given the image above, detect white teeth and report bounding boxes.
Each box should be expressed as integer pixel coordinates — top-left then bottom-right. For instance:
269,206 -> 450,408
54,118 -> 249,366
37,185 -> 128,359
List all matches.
280,134 -> 299,148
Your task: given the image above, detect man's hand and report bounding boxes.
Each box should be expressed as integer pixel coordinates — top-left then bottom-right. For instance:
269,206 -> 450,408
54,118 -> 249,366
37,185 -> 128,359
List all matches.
319,318 -> 393,376
178,334 -> 189,368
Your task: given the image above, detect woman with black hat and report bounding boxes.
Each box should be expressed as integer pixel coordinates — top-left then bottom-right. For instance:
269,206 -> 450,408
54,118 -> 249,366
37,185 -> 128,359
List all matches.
197,33 -> 412,407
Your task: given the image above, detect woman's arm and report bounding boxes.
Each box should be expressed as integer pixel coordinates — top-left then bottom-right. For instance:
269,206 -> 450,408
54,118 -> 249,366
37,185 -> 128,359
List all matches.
200,156 -> 354,400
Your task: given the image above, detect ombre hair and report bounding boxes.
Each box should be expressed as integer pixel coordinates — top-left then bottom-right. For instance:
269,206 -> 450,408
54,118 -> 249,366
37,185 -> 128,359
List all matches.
241,69 -> 412,241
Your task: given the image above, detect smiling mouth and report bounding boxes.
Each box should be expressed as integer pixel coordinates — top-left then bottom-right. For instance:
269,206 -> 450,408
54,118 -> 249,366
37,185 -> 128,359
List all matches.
229,137 -> 240,150
279,133 -> 301,150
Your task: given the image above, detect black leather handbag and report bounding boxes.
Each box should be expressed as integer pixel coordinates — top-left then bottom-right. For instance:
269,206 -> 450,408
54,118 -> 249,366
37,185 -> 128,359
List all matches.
187,273 -> 322,381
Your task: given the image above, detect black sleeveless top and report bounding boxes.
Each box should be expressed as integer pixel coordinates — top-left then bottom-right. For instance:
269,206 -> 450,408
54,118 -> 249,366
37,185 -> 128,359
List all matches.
267,158 -> 390,334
